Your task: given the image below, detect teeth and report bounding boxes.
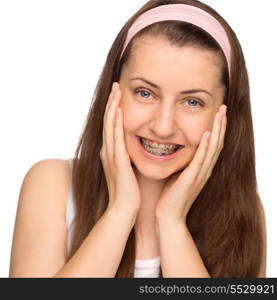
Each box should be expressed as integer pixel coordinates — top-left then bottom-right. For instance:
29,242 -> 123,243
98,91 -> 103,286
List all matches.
140,137 -> 180,156
141,138 -> 179,151
145,146 -> 175,156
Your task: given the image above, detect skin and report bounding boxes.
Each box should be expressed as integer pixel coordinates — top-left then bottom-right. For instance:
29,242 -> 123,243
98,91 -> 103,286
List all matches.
119,35 -> 225,180
108,35 -> 227,259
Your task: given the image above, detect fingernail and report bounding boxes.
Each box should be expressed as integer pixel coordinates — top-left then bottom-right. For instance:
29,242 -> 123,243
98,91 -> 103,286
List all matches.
221,105 -> 227,114
112,82 -> 116,91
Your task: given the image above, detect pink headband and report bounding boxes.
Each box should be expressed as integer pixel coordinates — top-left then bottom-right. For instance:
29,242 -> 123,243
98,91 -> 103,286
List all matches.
120,4 -> 231,78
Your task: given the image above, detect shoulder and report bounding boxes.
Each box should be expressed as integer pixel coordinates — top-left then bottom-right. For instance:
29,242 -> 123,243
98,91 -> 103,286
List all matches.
20,158 -> 72,212
257,194 -> 266,232
256,193 -> 267,277
24,158 -> 71,178
9,158 -> 72,277
21,158 -> 71,208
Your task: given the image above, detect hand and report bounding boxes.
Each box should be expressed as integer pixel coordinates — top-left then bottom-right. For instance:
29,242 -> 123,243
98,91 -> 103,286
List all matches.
155,105 -> 228,224
100,82 -> 141,215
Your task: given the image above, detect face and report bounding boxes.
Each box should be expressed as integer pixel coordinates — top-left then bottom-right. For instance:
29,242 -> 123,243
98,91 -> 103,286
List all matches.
118,35 -> 225,180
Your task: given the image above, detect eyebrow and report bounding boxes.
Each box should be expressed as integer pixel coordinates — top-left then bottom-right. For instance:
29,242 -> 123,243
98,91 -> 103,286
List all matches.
130,77 -> 213,97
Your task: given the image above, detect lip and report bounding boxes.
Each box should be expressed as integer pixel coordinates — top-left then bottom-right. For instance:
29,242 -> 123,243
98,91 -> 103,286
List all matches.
135,136 -> 184,161
140,137 -> 183,147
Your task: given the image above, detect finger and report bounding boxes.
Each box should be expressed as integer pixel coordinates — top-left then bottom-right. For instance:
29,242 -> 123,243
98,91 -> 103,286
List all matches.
180,130 -> 211,183
103,83 -> 116,123
102,82 -> 116,155
114,107 -> 130,167
218,106 -> 227,152
209,107 -> 227,167
207,107 -> 224,158
198,105 -> 226,181
105,86 -> 121,160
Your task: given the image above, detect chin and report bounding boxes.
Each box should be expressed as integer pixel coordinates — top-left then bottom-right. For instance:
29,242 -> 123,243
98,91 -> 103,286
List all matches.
133,162 -> 182,180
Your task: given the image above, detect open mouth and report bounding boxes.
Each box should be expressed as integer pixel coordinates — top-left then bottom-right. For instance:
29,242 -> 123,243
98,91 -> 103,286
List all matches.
138,136 -> 184,157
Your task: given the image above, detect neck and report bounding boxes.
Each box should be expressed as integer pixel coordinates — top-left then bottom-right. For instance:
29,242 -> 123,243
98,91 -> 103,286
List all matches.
134,168 -> 167,259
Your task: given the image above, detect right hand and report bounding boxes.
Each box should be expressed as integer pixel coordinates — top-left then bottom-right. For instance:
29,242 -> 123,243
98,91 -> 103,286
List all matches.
100,82 -> 141,215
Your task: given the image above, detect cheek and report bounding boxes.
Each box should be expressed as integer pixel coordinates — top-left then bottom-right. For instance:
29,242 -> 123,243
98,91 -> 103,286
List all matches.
120,100 -> 147,132
119,91 -> 152,132
181,117 -> 211,146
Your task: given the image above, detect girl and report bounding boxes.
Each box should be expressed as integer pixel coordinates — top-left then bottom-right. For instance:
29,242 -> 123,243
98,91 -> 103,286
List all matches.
9,0 -> 266,277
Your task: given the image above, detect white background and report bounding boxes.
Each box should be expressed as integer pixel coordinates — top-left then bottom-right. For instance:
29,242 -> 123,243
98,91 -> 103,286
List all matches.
0,0 -> 276,277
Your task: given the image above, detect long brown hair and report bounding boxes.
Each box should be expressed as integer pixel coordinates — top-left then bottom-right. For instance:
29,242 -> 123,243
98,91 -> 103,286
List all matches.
68,0 -> 263,277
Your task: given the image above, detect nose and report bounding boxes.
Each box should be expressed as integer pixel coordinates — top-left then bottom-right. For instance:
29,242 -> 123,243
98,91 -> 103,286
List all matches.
149,103 -> 177,139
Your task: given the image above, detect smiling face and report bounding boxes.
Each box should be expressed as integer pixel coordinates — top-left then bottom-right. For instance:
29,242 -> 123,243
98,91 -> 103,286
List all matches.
118,35 -> 226,180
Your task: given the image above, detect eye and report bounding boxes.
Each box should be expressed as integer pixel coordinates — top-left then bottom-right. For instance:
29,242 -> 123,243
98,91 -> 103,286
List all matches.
185,98 -> 203,108
134,89 -> 204,108
134,88 -> 153,100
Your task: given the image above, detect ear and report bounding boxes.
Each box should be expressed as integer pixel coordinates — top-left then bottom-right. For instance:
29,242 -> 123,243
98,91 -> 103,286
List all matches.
257,194 -> 267,277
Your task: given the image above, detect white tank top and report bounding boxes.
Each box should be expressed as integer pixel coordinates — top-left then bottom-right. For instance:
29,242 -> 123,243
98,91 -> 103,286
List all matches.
66,159 -> 160,277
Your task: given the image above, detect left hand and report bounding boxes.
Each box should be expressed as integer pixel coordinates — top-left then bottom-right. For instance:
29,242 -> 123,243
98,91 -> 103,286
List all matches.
155,105 -> 227,224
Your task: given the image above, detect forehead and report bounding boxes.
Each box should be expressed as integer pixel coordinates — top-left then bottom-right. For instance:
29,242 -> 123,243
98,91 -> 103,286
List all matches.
123,35 -> 223,90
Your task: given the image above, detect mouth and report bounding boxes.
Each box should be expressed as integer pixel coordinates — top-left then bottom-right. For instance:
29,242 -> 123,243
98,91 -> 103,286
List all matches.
136,136 -> 185,161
